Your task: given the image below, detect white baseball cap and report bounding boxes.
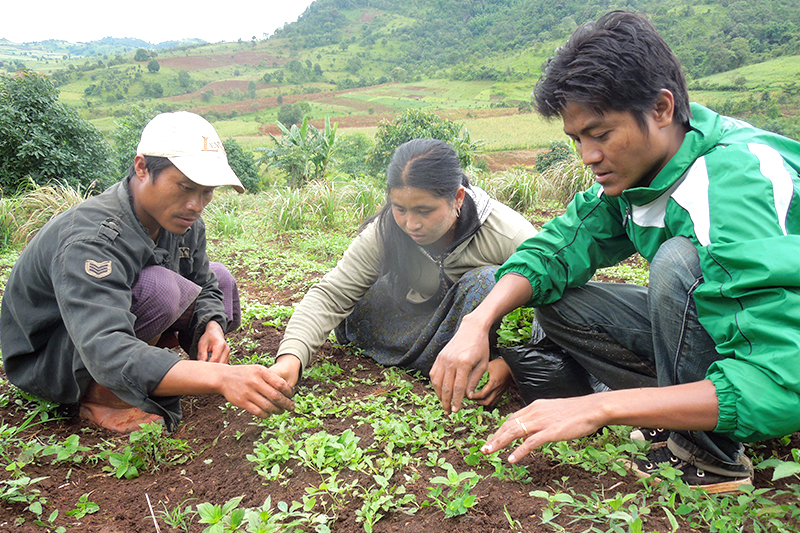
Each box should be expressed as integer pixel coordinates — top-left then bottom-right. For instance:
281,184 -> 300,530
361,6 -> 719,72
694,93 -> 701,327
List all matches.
137,111 -> 244,193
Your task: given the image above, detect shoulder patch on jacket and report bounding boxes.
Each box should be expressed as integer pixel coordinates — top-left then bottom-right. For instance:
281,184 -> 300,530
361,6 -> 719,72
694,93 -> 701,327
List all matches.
98,219 -> 120,242
85,259 -> 112,278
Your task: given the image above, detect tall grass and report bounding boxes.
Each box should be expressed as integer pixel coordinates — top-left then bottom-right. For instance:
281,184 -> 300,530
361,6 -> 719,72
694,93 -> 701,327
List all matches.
0,196 -> 18,250
538,157 -> 595,207
340,180 -> 384,226
473,168 -> 540,213
473,155 -> 593,213
7,166 -> 590,252
6,182 -> 90,246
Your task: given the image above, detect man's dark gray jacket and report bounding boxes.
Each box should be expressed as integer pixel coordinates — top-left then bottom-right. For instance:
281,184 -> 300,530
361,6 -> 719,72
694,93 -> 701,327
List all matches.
0,178 -> 227,429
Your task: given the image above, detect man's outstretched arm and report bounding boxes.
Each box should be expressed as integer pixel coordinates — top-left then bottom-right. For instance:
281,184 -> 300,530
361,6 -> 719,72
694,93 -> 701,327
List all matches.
153,355 -> 299,417
431,273 -> 533,413
481,380 -> 719,463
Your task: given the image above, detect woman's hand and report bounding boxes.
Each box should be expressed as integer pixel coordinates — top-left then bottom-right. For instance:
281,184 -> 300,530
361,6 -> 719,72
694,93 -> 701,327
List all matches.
470,357 -> 513,407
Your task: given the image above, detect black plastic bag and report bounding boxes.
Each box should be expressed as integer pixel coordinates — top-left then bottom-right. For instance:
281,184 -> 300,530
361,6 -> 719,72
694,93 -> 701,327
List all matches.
498,319 -> 606,405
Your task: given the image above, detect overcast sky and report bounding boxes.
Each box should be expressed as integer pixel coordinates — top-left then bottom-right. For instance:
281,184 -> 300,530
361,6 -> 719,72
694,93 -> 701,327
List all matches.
1,0 -> 317,44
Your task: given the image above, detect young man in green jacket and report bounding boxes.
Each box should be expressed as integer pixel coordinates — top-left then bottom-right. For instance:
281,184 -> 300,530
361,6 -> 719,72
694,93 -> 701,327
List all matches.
431,10 -> 800,493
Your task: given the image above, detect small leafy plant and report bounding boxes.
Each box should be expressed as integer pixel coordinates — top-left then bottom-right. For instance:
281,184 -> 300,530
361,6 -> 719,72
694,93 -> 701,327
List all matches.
65,493 -> 99,519
426,463 -> 481,518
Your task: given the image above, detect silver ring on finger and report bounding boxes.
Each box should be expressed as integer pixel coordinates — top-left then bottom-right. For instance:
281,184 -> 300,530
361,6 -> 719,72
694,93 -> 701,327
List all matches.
515,417 -> 528,437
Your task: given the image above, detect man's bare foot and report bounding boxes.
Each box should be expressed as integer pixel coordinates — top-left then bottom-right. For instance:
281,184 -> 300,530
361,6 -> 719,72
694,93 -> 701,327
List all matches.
79,402 -> 163,433
80,382 -> 162,433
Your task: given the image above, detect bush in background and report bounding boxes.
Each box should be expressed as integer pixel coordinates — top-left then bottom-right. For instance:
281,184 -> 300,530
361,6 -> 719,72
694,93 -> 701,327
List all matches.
0,71 -> 112,193
223,138 -> 262,193
110,107 -> 154,182
366,109 -> 480,178
257,117 -> 338,188
535,141 -> 574,173
334,133 -> 373,177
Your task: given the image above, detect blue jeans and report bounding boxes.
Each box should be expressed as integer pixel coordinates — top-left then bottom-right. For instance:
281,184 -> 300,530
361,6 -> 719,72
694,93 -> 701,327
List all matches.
536,237 -> 748,476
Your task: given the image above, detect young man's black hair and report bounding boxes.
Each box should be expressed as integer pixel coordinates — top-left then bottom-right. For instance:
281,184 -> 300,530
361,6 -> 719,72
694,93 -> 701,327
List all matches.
534,10 -> 692,129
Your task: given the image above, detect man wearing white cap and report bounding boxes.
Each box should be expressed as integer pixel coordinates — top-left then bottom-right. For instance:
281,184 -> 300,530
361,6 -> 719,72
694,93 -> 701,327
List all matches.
1,112 -> 295,433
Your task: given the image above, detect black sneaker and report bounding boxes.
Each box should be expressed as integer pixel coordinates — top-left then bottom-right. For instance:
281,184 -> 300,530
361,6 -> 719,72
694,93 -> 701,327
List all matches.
630,427 -> 670,448
631,446 -> 753,494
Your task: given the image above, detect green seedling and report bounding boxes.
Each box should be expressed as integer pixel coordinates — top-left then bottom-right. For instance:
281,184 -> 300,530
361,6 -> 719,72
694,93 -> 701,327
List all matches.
496,307 -> 535,347
42,434 -> 90,465
65,493 -> 100,518
297,429 -> 366,473
247,436 -> 294,481
157,498 -> 196,533
0,468 -> 49,517
426,464 -> 481,518
129,421 -> 194,471
33,509 -> 65,533
503,504 -> 522,531
196,495 -> 246,533
357,470 -> 418,533
104,447 -> 146,479
757,447 -> 800,481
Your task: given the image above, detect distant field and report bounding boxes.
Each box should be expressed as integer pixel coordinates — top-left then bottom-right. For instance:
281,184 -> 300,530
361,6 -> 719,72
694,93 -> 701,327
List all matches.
699,55 -> 800,89
463,112 -> 564,151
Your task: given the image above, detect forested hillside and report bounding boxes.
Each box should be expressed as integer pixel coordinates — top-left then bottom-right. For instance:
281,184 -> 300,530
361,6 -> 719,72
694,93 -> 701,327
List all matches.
3,0 -> 799,143
279,0 -> 800,79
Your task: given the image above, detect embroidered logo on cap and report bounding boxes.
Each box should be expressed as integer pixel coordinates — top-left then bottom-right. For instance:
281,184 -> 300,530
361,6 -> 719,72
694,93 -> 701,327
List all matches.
202,136 -> 223,152
85,260 -> 112,278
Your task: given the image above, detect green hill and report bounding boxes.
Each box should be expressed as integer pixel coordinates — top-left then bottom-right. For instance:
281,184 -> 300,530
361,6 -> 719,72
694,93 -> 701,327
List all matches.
4,0 -> 799,144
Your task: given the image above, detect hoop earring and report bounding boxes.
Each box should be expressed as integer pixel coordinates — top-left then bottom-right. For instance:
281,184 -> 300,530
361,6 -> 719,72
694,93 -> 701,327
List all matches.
456,206 -> 461,218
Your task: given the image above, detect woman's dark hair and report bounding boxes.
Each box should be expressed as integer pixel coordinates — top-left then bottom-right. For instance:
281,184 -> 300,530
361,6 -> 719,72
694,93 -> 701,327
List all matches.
534,10 -> 691,130
367,138 -> 470,300
126,155 -> 174,182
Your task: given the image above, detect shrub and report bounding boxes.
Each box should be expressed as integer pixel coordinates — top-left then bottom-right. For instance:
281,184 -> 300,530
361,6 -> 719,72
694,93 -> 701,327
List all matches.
223,138 -> 262,193
535,141 -> 574,173
110,107 -> 154,182
277,103 -> 304,126
539,157 -> 595,207
334,133 -> 373,177
0,71 -> 112,193
366,109 -> 480,178
10,181 -> 91,245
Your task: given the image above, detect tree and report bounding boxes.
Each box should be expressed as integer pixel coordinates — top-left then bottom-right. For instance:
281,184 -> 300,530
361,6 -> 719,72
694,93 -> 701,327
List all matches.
223,138 -> 261,193
142,82 -> 163,98
277,103 -> 304,126
110,107 -> 154,181
0,71 -> 112,192
366,109 -> 480,177
134,48 -> 150,62
177,70 -> 193,89
147,60 -> 160,73
257,117 -> 338,188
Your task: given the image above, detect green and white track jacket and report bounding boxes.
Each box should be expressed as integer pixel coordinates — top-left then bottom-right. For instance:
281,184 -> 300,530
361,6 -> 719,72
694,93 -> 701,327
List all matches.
498,104 -> 800,442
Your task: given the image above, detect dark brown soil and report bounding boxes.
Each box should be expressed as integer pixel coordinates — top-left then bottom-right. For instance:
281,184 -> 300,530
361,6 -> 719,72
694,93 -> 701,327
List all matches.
2,324 -> 798,532
1,222 -> 798,532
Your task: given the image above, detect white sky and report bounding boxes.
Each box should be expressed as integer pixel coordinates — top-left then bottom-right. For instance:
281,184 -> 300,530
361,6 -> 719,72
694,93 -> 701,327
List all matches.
1,0 -> 317,44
